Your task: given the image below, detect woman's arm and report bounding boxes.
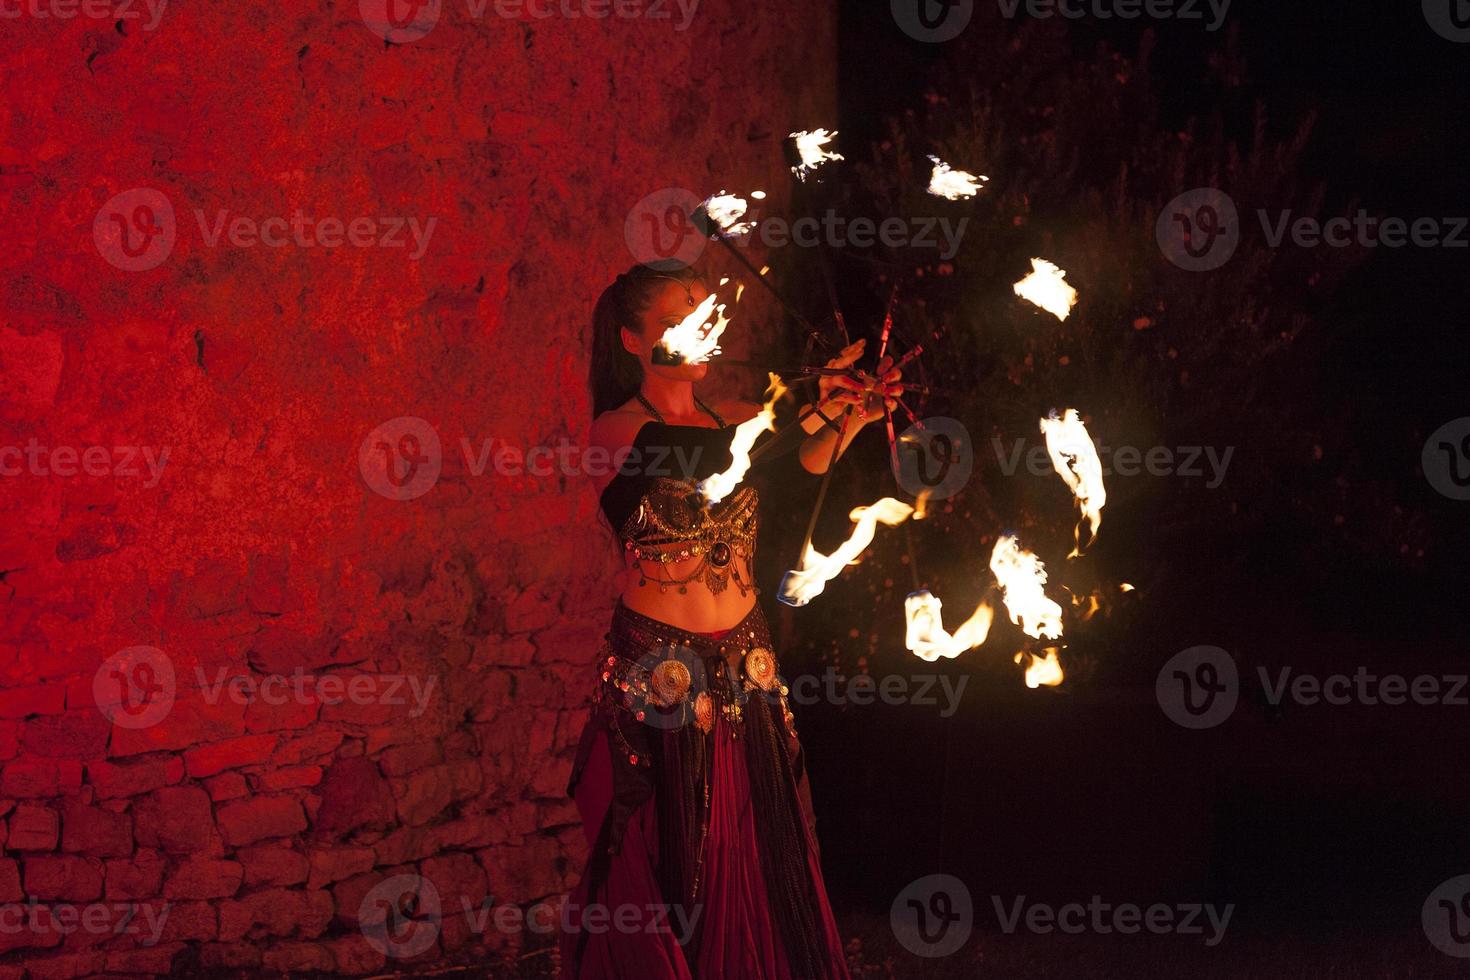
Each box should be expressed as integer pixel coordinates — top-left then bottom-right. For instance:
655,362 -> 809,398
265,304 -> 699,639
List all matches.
797,338 -> 903,474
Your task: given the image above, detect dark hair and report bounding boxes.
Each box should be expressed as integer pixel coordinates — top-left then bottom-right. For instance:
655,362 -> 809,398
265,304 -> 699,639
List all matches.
589,264 -> 705,417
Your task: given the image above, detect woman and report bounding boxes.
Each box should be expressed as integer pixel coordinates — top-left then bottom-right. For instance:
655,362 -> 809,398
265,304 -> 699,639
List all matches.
560,263 -> 901,980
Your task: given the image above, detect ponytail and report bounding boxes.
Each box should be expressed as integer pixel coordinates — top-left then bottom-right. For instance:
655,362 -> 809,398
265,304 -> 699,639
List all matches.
589,264 -> 704,417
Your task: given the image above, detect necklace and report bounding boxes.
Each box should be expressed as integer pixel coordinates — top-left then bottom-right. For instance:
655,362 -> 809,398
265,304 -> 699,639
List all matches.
634,392 -> 727,428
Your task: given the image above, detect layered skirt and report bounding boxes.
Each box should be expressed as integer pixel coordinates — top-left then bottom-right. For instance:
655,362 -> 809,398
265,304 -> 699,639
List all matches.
559,601 -> 849,979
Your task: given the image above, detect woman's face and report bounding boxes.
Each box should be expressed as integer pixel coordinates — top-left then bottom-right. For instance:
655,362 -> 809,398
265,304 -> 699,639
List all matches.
622,280 -> 712,383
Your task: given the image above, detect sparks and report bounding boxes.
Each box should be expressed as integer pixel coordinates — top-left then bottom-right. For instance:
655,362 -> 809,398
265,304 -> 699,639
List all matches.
655,292 -> 731,365
779,497 -> 914,606
789,129 -> 844,180
697,374 -> 787,505
904,590 -> 994,662
1013,258 -> 1078,321
1039,408 -> 1107,556
927,155 -> 987,200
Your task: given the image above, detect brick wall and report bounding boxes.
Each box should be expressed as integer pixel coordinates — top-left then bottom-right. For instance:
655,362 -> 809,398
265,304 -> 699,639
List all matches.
0,1 -> 834,974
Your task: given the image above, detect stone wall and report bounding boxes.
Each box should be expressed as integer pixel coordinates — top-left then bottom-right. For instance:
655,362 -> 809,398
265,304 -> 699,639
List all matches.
0,1 -> 834,974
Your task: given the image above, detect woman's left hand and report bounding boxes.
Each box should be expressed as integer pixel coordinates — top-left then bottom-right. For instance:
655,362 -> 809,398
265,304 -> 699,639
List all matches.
818,338 -> 904,426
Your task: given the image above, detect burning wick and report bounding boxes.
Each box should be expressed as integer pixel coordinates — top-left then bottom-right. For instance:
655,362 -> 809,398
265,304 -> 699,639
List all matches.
1013,258 -> 1078,322
927,155 -> 987,200
989,534 -> 1064,642
789,129 -> 844,180
904,591 -> 994,662
778,497 -> 914,606
698,191 -> 762,238
655,292 -> 731,366
1039,408 -> 1107,556
1016,649 -> 1065,688
697,374 -> 787,506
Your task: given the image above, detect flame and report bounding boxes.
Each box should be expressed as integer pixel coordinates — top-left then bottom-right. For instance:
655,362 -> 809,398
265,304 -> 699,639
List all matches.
912,488 -> 933,521
697,374 -> 786,505
1015,649 -> 1065,688
927,155 -> 987,200
905,590 -> 994,662
701,191 -> 759,237
989,534 -> 1063,641
789,129 -> 844,180
656,292 -> 731,365
1039,408 -> 1106,556
1013,258 -> 1078,321
779,498 -> 914,605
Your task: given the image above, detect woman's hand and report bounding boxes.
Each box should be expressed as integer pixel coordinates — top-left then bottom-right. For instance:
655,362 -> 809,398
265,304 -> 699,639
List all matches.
817,337 -> 904,426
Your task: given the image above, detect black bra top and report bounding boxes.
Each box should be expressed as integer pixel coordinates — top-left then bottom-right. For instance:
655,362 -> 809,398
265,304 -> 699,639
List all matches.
599,422 -> 740,533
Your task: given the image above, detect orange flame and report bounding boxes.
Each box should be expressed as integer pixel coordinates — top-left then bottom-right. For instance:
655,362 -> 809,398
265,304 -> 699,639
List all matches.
904,591 -> 994,662
780,498 -> 914,605
1013,258 -> 1078,321
697,374 -> 786,505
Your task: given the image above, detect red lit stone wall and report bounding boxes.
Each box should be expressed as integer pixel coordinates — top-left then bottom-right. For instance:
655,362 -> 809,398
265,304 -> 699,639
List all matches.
0,2 -> 834,974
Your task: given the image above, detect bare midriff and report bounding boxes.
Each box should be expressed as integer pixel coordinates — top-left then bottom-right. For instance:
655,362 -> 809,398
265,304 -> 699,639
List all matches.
617,549 -> 757,634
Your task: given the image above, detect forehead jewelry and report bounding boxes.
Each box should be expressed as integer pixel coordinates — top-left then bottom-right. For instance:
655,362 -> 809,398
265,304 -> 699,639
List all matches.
647,273 -> 698,306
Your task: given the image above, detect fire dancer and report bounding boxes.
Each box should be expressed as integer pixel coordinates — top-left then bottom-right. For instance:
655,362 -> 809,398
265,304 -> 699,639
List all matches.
559,263 -> 900,979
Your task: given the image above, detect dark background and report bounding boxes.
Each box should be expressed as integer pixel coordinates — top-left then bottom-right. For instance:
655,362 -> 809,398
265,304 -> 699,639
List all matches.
782,1 -> 1470,971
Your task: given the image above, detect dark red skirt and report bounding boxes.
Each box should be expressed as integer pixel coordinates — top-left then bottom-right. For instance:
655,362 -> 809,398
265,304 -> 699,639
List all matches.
558,602 -> 849,980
